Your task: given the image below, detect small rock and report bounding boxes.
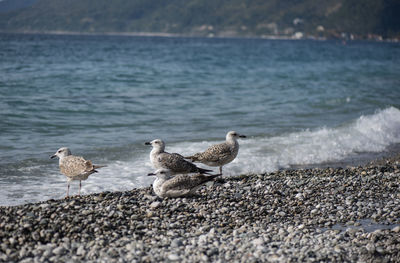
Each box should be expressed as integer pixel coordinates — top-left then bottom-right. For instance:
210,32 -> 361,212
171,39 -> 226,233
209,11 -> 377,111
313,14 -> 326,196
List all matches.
40,204 -> 50,209
150,201 -> 161,209
168,254 -> 180,261
366,243 -> 375,253
76,245 -> 85,256
171,239 -> 183,247
392,226 -> 400,233
295,193 -> 303,199
9,237 -> 16,246
53,246 -> 66,256
252,238 -> 264,246
234,193 -> 242,199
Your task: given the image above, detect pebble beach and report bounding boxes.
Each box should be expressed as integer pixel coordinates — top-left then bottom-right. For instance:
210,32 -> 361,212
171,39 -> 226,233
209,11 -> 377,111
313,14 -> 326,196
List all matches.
1,156 -> 400,263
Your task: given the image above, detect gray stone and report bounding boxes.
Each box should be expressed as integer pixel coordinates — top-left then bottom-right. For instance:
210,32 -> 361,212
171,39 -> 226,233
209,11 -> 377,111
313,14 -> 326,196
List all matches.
150,201 -> 161,209
52,246 -> 66,256
168,254 -> 180,261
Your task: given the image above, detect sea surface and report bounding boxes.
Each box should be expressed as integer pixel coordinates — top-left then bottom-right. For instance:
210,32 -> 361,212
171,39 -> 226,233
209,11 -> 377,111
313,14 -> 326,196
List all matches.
1,33 -> 400,206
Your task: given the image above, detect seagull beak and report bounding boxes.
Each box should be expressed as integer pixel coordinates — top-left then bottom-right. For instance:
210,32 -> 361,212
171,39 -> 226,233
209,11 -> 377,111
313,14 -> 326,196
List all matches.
147,173 -> 156,176
50,155 -> 56,159
239,135 -> 246,138
144,142 -> 151,146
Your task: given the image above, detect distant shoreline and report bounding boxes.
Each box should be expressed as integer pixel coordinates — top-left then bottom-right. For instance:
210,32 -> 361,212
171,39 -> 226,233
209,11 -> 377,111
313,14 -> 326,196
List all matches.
0,29 -> 305,40
1,30 -> 399,43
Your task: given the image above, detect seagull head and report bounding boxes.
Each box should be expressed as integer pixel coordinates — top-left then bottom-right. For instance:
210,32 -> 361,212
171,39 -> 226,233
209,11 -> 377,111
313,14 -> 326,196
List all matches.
144,139 -> 165,151
50,147 -> 71,159
147,168 -> 172,179
226,131 -> 246,140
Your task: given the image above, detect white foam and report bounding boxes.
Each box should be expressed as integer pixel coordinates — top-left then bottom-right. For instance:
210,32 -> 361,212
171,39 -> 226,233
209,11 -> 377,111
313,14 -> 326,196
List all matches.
172,107 -> 400,175
80,154 -> 154,195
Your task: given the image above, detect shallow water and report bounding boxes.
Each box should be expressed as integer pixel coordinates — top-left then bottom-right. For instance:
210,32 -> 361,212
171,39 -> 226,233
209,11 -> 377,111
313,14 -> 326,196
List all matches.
1,33 -> 400,206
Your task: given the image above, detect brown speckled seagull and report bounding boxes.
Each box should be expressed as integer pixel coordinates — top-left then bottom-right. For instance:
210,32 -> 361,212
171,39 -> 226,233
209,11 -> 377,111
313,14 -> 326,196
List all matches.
185,131 -> 246,174
144,139 -> 212,175
50,147 -> 105,197
148,169 -> 221,198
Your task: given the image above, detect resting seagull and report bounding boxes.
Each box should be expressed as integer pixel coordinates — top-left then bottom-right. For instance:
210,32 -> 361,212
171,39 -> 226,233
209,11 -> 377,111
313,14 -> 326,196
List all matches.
148,169 -> 221,198
50,147 -> 105,197
145,139 -> 212,175
185,131 -> 246,174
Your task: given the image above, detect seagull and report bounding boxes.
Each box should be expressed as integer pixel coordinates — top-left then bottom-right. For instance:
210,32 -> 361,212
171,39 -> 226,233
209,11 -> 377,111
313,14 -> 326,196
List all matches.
147,169 -> 221,198
144,139 -> 212,175
50,147 -> 105,197
184,131 -> 246,174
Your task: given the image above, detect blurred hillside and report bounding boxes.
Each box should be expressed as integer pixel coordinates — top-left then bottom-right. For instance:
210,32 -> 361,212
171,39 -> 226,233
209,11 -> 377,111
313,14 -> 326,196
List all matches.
0,0 -> 399,39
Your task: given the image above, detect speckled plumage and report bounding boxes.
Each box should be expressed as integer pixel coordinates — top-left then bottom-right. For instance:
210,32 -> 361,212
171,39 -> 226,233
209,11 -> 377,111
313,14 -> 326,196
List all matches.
148,169 -> 221,198
59,155 -> 97,181
51,147 -> 105,197
145,139 -> 212,175
185,131 -> 246,174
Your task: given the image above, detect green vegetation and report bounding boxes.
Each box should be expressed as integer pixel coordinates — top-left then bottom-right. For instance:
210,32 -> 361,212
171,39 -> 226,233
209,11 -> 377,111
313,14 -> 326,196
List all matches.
0,0 -> 399,39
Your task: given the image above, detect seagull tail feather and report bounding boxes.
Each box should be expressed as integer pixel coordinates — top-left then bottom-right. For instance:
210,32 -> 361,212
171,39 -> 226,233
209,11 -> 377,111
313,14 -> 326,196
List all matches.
198,167 -> 214,175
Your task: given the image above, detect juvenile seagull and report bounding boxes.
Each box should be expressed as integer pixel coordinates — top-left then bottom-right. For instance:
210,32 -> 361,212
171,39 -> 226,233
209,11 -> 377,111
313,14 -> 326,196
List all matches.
145,139 -> 212,175
50,147 -> 105,197
148,169 -> 221,198
185,131 -> 246,174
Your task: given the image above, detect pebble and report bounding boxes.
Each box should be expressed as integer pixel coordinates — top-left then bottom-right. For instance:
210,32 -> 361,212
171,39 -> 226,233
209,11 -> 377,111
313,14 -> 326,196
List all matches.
392,226 -> 400,233
76,245 -> 85,256
53,246 -> 65,256
171,238 -> 183,247
252,238 -> 264,246
150,201 -> 161,209
168,254 -> 180,261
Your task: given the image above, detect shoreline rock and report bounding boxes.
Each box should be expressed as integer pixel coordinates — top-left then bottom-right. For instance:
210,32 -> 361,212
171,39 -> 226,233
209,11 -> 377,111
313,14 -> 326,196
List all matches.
1,158 -> 400,262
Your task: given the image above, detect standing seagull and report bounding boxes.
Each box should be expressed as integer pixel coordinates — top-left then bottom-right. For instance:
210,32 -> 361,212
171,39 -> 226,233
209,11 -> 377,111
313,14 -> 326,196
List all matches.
185,131 -> 246,174
50,147 -> 105,197
148,169 -> 221,198
144,139 -> 212,175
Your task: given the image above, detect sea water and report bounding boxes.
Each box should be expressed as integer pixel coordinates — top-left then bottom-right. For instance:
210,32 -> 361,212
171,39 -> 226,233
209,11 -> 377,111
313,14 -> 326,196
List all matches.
1,33 -> 400,206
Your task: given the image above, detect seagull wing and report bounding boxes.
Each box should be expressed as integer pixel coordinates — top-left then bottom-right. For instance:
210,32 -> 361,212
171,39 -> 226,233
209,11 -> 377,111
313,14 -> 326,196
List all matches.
161,175 -> 198,194
158,152 -> 199,173
162,174 -> 210,190
201,143 -> 232,162
60,156 -> 95,178
161,174 -> 220,197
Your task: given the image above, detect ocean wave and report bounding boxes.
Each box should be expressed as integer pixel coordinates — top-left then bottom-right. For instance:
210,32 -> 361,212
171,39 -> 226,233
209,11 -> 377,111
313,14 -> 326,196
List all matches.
170,107 -> 400,175
237,106 -> 400,173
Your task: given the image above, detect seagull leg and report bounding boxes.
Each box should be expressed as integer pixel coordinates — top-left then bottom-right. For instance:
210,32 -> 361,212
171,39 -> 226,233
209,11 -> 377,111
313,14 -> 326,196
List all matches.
66,182 -> 70,198
79,180 -> 82,196
219,166 -> 223,175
